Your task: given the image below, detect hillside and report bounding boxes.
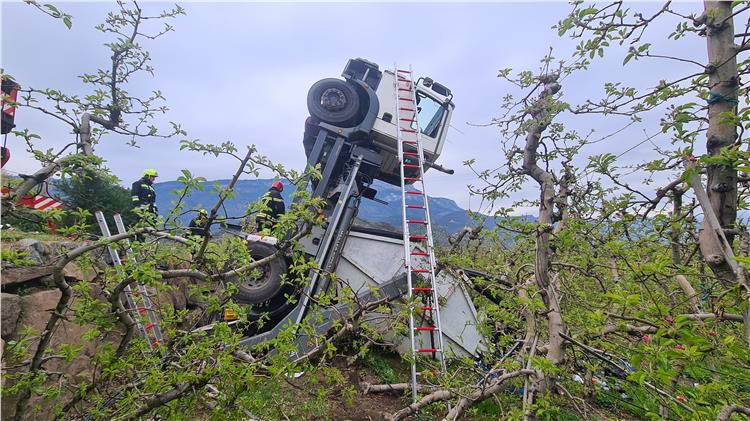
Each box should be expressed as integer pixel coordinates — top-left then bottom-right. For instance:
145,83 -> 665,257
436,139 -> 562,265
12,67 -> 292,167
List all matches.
153,178 -> 499,234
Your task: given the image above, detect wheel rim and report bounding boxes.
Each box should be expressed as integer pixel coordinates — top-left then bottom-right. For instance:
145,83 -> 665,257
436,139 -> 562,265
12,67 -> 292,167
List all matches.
320,87 -> 347,111
241,253 -> 270,289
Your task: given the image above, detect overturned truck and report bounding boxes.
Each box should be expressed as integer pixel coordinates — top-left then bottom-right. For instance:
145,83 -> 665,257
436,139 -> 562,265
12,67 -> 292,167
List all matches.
228,58 -> 484,358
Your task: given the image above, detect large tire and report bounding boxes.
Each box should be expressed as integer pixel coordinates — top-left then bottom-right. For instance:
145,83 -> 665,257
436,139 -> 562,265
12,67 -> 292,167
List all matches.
232,241 -> 286,304
307,78 -> 361,127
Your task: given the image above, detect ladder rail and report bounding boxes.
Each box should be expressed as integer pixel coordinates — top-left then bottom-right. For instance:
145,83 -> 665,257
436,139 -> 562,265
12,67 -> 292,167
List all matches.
95,210 -> 162,347
94,211 -> 148,339
393,64 -> 419,401
394,64 -> 448,403
112,213 -> 164,344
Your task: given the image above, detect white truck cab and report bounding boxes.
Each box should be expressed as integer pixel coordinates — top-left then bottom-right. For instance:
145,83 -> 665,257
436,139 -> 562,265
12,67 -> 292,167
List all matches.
304,58 -> 455,186
371,69 -> 455,183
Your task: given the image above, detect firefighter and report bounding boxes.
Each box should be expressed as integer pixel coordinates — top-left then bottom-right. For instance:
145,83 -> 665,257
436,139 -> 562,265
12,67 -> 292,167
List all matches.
255,180 -> 285,232
131,169 -> 158,216
189,208 -> 211,238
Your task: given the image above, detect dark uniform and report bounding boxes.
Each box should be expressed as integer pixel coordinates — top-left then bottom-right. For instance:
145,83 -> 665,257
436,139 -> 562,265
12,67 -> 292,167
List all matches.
189,213 -> 210,238
255,187 -> 285,231
131,176 -> 157,214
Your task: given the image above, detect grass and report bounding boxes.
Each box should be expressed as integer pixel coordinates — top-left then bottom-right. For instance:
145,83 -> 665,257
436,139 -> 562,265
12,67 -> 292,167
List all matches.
2,228 -> 64,243
364,349 -> 403,385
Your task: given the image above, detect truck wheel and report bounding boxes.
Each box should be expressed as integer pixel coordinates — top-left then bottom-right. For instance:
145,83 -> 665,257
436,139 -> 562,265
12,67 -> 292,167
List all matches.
307,78 -> 361,127
232,241 -> 286,304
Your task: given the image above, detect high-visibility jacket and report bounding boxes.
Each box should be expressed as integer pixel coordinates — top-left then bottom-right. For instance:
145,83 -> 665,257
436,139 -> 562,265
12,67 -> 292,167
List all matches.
131,177 -> 157,213
255,188 -> 285,229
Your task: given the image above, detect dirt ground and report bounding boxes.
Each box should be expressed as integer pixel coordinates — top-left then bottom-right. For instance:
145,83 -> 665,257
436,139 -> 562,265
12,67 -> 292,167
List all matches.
288,355 -> 419,421
326,369 -> 412,421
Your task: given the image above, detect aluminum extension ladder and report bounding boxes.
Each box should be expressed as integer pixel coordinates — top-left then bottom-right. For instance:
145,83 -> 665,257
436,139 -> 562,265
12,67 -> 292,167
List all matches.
94,210 -> 163,349
393,65 -> 448,401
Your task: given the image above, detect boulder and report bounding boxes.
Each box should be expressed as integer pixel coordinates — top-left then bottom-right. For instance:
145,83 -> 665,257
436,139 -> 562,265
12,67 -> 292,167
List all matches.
62,262 -> 98,282
19,289 -> 61,333
1,265 -> 55,287
15,239 -> 53,265
1,293 -> 21,338
3,289 -> 122,420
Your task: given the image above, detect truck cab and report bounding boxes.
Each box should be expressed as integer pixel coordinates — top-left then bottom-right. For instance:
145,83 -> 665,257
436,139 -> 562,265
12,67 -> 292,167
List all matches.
371,69 -> 454,185
304,58 -> 454,187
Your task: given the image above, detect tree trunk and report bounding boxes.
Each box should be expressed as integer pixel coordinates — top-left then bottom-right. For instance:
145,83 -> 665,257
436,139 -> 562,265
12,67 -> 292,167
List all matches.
521,74 -> 567,365
699,0 -> 740,282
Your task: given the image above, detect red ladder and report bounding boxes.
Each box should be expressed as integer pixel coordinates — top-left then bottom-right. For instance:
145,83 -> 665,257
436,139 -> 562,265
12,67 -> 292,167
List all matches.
394,65 -> 448,402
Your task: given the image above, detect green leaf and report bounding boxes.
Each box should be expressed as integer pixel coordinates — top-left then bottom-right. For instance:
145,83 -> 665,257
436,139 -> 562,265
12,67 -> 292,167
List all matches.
43,3 -> 60,15
578,7 -> 598,18
63,15 -> 72,29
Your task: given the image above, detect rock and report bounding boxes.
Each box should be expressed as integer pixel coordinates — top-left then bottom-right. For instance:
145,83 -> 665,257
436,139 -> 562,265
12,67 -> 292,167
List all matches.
1,265 -> 55,287
1,293 -> 21,338
5,289 -> 121,420
19,289 -> 61,333
16,239 -> 53,265
48,241 -> 78,257
62,262 -> 97,282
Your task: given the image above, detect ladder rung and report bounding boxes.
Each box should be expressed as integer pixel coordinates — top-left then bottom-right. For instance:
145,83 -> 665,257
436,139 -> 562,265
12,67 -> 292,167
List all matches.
410,235 -> 427,240
403,151 -> 418,156
150,340 -> 160,347
145,323 -> 156,331
398,97 -> 413,101
417,348 -> 439,353
398,88 -> 412,92
415,326 -> 437,331
397,69 -> 412,74
403,164 -> 420,169
137,307 -> 148,315
419,306 -> 433,311
413,287 -> 433,292
402,140 -> 417,145
406,205 -> 425,209
400,128 -> 417,133
406,190 -> 423,195
404,177 -> 421,182
399,118 -> 415,122
411,251 -> 429,256
399,107 -> 415,112
407,219 -> 427,224
412,268 -> 430,273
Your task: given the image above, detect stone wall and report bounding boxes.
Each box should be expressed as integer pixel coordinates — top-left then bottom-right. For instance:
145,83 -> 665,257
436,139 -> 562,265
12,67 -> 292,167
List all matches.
1,238 -> 197,420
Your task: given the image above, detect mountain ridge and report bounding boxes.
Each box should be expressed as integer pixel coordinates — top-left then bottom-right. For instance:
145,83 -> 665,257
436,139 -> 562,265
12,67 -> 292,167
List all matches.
154,178 -> 498,234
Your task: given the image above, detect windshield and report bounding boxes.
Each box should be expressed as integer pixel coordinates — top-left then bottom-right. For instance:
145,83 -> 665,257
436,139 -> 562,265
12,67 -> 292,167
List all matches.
412,92 -> 445,138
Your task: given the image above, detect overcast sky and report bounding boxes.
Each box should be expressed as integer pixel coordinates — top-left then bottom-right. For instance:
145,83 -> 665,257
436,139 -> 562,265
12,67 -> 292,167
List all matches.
0,1 -> 730,213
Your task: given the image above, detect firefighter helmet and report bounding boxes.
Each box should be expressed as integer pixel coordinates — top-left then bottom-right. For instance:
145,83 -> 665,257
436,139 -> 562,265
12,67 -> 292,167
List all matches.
271,180 -> 283,192
143,169 -> 159,177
